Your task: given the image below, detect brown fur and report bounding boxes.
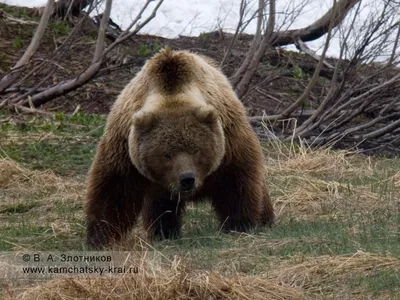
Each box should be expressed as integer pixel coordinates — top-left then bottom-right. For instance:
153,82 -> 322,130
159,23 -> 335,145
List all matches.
147,48 -> 196,94
85,48 -> 274,249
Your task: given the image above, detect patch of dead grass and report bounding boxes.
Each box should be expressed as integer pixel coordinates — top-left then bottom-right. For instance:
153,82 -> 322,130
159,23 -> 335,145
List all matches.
271,175 -> 384,219
269,251 -> 400,295
263,136 -> 374,179
272,176 -> 344,218
8,256 -> 304,300
221,236 -> 328,255
1,132 -> 59,146
388,171 -> 400,188
8,251 -> 400,299
0,158 -> 84,206
262,136 -> 395,220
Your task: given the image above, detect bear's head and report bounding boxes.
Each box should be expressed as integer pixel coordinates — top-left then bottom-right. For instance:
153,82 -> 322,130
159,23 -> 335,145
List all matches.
129,105 -> 225,194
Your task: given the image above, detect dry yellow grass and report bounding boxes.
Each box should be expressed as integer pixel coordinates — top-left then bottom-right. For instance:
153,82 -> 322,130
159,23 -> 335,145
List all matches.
7,251 -> 400,300
0,158 -> 85,242
9,256 -> 304,300
260,132 -> 393,220
270,251 -> 400,294
0,158 -> 84,205
389,171 -> 400,188
12,275 -> 303,300
262,125 -> 374,179
0,158 -> 63,189
271,175 -> 385,219
1,132 -> 58,146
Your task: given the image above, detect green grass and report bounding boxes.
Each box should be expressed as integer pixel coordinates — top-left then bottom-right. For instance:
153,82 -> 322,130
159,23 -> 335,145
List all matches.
0,54 -> 8,68
137,43 -> 162,56
292,66 -> 306,80
49,21 -> 71,37
153,206 -> 400,271
13,37 -> 23,49
0,3 -> 28,18
3,140 -> 97,175
0,198 -> 85,251
0,113 -> 103,251
350,270 -> 400,297
199,32 -> 211,42
0,201 -> 41,214
0,112 -> 105,175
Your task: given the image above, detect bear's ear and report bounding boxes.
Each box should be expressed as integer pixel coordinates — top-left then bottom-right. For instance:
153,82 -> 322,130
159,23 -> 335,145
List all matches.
132,112 -> 159,134
194,107 -> 218,126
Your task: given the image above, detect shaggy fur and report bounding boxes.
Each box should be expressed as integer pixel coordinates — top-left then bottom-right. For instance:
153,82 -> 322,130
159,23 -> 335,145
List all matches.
85,48 -> 274,249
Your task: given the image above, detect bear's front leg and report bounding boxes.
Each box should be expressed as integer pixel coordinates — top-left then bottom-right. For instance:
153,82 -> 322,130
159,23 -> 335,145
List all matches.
142,188 -> 186,240
209,163 -> 266,233
85,143 -> 146,249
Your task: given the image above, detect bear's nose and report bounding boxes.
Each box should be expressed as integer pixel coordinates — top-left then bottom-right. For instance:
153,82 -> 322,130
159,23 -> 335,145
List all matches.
179,172 -> 196,190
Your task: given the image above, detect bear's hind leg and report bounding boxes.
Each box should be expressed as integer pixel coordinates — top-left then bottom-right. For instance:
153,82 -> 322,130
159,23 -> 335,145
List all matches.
260,184 -> 274,227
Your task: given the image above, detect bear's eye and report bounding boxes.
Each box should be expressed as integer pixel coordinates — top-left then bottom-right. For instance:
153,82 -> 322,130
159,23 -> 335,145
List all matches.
164,153 -> 172,160
193,149 -> 200,155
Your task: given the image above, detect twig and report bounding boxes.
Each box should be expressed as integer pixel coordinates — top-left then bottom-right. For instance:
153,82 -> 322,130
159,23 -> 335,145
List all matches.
220,0 -> 247,68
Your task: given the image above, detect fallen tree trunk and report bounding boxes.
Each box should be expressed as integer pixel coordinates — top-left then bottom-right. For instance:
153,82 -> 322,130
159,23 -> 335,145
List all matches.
52,0 -> 92,19
271,0 -> 360,47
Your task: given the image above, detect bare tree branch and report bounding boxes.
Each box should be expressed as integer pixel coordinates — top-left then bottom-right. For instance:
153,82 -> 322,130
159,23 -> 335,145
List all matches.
234,0 -> 276,98
92,0 -> 112,63
279,1 -> 335,122
230,0 -> 265,86
387,22 -> 400,65
220,0 -> 247,68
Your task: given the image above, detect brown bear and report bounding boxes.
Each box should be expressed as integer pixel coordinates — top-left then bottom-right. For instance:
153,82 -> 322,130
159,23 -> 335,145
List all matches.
85,48 -> 274,249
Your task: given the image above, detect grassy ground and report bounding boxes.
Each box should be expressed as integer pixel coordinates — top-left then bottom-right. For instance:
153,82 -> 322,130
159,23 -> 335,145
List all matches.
0,112 -> 399,299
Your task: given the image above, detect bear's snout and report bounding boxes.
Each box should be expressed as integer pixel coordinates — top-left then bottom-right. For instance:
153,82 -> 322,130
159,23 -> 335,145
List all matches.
179,172 -> 196,191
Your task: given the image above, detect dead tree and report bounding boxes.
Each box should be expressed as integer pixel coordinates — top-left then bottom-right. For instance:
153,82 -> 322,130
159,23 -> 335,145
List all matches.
247,0 -> 400,154
231,0 -> 360,98
0,0 -> 164,111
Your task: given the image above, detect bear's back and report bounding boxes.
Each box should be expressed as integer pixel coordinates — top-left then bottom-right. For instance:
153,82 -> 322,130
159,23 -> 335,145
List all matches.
107,48 -> 250,138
